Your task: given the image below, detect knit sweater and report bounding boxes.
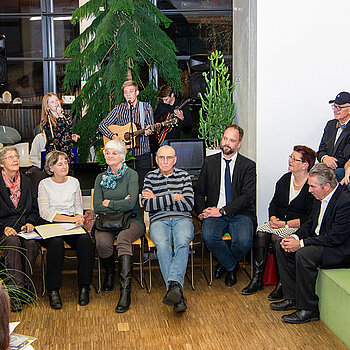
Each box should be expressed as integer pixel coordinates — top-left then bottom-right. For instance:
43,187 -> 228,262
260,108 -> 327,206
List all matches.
141,167 -> 193,223
93,168 -> 145,230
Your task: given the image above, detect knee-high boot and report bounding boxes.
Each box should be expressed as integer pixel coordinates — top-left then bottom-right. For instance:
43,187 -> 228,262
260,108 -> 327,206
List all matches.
101,255 -> 115,292
241,247 -> 268,295
115,255 -> 133,313
267,254 -> 283,301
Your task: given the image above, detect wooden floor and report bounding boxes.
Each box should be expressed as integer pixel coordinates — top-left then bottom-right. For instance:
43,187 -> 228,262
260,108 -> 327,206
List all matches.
9,253 -> 347,350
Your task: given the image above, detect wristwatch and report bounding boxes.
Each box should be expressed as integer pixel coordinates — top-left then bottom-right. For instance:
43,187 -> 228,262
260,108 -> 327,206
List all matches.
219,208 -> 226,216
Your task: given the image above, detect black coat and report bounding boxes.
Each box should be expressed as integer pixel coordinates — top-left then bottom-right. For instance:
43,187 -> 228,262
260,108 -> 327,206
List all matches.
296,185 -> 350,268
317,119 -> 350,168
268,172 -> 314,225
0,172 -> 39,235
194,152 -> 257,228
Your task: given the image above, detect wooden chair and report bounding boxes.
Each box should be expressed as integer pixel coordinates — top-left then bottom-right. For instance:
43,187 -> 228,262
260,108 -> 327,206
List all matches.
201,234 -> 252,286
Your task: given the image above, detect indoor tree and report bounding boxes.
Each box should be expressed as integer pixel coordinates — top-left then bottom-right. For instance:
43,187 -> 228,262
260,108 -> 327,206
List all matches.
63,0 -> 182,161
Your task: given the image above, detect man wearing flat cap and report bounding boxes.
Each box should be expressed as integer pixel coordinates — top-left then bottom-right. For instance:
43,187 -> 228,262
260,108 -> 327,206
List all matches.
317,92 -> 350,174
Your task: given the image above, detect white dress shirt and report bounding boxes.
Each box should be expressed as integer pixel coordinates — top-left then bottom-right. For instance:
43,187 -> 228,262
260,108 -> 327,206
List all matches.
217,152 -> 238,209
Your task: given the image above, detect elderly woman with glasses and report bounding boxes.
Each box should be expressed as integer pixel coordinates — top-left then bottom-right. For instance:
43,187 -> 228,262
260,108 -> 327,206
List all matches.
38,150 -> 94,309
0,146 -> 39,312
93,139 -> 145,313
242,145 -> 316,300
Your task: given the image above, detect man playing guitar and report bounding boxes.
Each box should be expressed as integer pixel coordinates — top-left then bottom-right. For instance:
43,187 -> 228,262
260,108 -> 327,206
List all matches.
154,85 -> 192,145
99,80 -> 154,181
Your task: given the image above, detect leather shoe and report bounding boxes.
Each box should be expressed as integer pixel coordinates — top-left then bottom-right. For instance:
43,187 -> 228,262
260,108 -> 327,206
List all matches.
174,296 -> 187,313
282,309 -> 320,324
268,281 -> 283,301
162,281 -> 182,306
214,264 -> 226,279
225,269 -> 237,286
48,290 -> 62,310
270,299 -> 296,311
78,287 -> 90,306
10,298 -> 23,312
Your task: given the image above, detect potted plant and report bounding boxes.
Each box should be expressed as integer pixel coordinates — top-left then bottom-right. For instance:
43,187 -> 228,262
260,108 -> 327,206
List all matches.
198,50 -> 235,153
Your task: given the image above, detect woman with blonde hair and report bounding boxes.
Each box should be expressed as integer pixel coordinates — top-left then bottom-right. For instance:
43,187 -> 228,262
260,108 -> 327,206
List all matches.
40,92 -> 79,165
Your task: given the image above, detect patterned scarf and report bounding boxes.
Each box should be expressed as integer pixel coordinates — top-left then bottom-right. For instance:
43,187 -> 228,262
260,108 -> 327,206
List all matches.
100,163 -> 127,189
2,170 -> 21,207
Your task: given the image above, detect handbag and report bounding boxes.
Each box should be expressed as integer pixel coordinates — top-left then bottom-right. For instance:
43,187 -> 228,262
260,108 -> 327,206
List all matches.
95,211 -> 132,233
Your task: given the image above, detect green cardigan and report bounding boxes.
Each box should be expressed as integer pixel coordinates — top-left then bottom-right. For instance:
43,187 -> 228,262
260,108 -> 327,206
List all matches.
93,168 -> 145,232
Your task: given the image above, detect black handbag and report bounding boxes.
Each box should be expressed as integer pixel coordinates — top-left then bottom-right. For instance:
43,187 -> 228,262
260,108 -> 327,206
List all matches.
95,211 -> 132,233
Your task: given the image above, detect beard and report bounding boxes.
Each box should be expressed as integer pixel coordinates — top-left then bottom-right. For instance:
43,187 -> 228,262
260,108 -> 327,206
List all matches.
221,144 -> 236,155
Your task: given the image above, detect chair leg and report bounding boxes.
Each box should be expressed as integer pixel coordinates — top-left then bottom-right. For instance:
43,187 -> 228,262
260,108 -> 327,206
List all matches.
190,244 -> 195,290
41,248 -> 46,297
147,247 -> 152,293
95,255 -> 102,294
139,239 -> 144,289
201,242 -> 213,286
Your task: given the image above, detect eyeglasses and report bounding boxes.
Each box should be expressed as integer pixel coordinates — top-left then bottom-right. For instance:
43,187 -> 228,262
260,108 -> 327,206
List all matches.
331,104 -> 349,111
289,155 -> 303,163
4,154 -> 19,161
157,155 -> 175,162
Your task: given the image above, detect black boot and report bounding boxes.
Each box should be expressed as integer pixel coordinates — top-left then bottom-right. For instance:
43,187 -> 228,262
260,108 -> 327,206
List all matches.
101,255 -> 115,292
115,255 -> 133,313
241,248 -> 268,295
268,255 -> 283,301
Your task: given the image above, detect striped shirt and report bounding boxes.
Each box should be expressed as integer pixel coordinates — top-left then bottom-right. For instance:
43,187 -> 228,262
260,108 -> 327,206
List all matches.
98,101 -> 154,156
142,167 -> 194,223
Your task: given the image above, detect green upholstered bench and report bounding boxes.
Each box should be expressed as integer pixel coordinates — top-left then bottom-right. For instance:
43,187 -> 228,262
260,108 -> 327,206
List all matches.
316,268 -> 350,348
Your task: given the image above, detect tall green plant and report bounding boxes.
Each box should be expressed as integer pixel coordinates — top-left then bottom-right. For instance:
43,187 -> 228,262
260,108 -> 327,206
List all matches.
63,0 -> 182,161
198,51 -> 235,149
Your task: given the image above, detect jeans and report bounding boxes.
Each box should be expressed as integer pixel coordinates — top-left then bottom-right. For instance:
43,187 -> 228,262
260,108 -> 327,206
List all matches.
333,168 -> 350,190
150,217 -> 194,290
201,214 -> 254,272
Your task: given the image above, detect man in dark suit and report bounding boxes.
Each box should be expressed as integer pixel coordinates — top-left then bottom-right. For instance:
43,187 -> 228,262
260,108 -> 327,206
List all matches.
194,124 -> 257,286
317,91 -> 350,171
270,163 -> 350,324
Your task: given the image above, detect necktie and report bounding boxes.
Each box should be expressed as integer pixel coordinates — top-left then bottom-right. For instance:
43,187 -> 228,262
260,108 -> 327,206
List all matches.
336,122 -> 346,130
224,159 -> 232,205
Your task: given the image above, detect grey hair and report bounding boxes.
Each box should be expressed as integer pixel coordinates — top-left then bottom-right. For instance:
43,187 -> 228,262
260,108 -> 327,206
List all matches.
0,146 -> 19,165
44,150 -> 68,175
104,139 -> 127,162
309,163 -> 338,188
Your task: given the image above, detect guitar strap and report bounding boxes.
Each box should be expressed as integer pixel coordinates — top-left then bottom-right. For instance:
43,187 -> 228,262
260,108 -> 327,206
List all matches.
139,102 -> 145,128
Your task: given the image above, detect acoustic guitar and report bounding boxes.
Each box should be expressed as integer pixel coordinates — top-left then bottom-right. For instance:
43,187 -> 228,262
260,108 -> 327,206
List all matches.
155,98 -> 192,145
102,117 -> 179,148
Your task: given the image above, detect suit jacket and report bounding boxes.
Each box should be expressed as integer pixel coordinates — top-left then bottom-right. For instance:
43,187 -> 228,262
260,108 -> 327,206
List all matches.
317,119 -> 350,168
0,172 -> 39,235
268,172 -> 314,225
194,152 -> 257,228
296,185 -> 350,268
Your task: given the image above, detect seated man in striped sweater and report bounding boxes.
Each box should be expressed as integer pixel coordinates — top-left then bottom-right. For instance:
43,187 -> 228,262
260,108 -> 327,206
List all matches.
142,145 -> 194,313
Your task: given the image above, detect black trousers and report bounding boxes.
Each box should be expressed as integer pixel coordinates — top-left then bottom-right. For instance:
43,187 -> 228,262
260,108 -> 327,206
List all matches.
40,233 -> 95,292
276,240 -> 323,311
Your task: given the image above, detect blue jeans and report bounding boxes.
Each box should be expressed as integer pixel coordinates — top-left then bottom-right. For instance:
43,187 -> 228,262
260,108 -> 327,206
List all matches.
150,217 -> 194,290
334,168 -> 350,190
201,215 -> 254,272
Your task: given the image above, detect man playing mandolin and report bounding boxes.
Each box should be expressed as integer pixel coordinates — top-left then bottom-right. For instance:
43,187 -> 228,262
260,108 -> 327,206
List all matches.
154,85 -> 192,145
99,80 -> 154,183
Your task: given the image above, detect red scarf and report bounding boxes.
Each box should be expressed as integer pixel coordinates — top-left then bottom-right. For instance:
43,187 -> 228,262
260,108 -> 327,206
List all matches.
2,170 -> 21,208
